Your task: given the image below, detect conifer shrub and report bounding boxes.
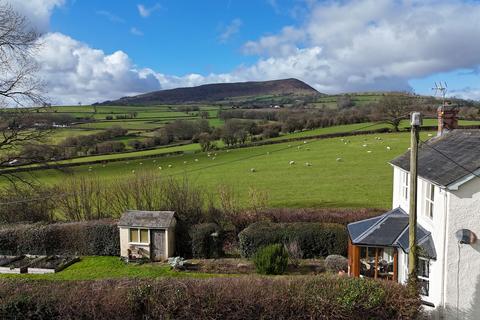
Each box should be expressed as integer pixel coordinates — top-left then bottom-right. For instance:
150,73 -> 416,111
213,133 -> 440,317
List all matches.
252,244 -> 288,275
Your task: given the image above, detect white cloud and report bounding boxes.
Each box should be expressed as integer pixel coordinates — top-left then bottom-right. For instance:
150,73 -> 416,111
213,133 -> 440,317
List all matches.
218,18 -> 242,43
240,0 -> 480,93
130,27 -> 144,36
449,87 -> 480,101
95,10 -> 124,23
137,3 -> 161,18
5,0 -> 65,32
36,33 -> 160,105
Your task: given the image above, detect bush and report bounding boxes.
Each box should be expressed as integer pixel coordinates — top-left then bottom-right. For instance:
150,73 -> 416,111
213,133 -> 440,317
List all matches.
190,223 -> 224,259
0,277 -> 422,319
238,222 -> 348,258
0,220 -> 119,256
253,244 -> 288,275
325,254 -> 348,273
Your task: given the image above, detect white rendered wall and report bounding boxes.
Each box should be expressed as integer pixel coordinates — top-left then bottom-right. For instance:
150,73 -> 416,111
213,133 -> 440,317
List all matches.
391,167 -> 447,309
443,177 -> 480,319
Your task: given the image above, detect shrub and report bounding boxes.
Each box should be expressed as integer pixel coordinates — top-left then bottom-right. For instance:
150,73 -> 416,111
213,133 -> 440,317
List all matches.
238,222 -> 348,258
190,223 -> 224,259
0,277 -> 422,319
325,254 -> 348,273
0,220 -> 119,256
253,244 -> 288,275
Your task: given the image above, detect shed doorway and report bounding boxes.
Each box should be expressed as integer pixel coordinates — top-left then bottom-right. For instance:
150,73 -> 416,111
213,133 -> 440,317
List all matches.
151,229 -> 166,261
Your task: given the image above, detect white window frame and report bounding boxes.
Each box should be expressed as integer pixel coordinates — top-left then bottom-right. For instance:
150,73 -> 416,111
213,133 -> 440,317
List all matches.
128,228 -> 150,245
417,257 -> 430,297
401,171 -> 409,201
424,182 -> 435,219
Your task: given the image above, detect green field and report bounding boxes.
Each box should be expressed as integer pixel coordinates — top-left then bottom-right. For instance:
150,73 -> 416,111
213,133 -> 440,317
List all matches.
19,131 -> 433,208
0,257 -> 218,280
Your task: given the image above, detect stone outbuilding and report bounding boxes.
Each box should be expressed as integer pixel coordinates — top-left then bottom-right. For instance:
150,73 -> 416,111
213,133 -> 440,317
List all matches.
118,210 -> 176,261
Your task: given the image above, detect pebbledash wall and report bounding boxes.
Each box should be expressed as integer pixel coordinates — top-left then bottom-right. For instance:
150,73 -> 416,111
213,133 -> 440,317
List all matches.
392,166 -> 480,319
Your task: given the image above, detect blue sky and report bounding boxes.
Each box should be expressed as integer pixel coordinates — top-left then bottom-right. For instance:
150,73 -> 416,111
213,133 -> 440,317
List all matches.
8,0 -> 480,104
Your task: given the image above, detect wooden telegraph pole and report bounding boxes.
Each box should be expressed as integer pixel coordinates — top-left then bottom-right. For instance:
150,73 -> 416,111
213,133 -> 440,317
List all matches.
408,112 -> 422,279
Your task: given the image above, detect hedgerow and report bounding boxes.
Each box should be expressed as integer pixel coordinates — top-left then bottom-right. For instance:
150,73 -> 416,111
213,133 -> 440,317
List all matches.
0,277 -> 422,319
190,223 -> 224,259
0,220 -> 119,256
238,221 -> 348,258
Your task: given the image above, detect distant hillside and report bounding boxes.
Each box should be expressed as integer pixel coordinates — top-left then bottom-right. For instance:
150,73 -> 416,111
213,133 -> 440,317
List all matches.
98,78 -> 321,106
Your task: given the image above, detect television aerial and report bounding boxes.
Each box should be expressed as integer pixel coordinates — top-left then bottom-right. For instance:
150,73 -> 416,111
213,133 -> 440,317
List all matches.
432,81 -> 448,106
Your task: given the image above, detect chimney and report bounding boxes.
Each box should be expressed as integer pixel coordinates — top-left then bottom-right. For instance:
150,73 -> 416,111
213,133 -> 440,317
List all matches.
437,103 -> 458,136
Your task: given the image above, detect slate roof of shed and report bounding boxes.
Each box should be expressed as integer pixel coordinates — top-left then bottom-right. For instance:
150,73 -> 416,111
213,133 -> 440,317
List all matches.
390,130 -> 480,187
347,207 -> 436,259
118,210 -> 175,228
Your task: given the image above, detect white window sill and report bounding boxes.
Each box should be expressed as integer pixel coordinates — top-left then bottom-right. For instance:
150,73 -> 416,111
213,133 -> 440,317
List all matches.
129,242 -> 150,246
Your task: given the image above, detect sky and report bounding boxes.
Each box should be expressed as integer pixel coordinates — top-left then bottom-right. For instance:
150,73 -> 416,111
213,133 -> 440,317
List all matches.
5,0 -> 480,104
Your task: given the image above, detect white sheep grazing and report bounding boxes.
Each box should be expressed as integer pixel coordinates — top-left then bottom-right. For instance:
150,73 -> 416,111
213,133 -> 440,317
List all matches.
131,170 -> 135,173
367,150 -> 372,153
303,141 -> 307,144
362,144 -> 368,147
386,146 -> 391,150
226,150 -> 230,153
340,138 -> 345,142
168,164 -> 172,168
289,160 -> 296,165
212,157 -> 216,160
139,162 -> 143,165
183,161 -> 187,164
250,168 -> 256,172
195,158 -> 199,162
336,158 -> 343,162
305,162 -> 312,167
158,167 -> 162,170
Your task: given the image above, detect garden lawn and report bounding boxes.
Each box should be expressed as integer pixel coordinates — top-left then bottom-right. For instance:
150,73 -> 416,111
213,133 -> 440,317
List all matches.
0,256 -> 219,280
16,131 -> 433,208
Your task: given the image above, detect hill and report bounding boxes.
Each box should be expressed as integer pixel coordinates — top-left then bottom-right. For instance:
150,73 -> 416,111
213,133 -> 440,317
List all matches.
98,78 -> 321,106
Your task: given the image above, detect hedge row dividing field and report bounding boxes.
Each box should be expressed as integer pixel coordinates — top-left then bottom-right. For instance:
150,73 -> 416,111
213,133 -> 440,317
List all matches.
11,131 -> 432,208
0,276 -> 422,319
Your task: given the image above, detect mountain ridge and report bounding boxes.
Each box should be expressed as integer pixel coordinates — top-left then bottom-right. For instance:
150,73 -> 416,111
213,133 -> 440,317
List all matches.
98,78 -> 321,105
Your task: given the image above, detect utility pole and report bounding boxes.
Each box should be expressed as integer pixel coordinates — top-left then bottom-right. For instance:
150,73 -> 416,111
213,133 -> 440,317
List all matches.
409,112 -> 422,279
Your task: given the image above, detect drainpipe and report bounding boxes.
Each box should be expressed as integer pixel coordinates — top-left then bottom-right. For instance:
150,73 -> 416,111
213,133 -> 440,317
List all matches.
439,189 -> 449,318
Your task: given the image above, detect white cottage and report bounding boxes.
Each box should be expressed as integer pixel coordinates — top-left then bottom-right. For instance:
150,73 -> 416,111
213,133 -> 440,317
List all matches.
347,108 -> 480,319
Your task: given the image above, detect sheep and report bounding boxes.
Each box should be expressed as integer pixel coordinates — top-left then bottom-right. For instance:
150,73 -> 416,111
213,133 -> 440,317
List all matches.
362,144 -> 368,147
131,170 -> 135,173
139,162 -> 143,165
168,164 -> 172,168
158,167 -> 162,170
336,158 -> 343,162
250,168 -> 256,172
386,146 -> 391,150
212,157 -> 216,160
303,141 -> 307,144
183,161 -> 187,164
305,162 -> 312,167
195,158 -> 199,162
289,160 -> 296,165
367,150 -> 372,153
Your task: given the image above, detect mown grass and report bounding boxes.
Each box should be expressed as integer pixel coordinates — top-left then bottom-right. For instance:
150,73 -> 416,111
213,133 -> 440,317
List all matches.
0,256 -> 220,280
18,131 -> 433,208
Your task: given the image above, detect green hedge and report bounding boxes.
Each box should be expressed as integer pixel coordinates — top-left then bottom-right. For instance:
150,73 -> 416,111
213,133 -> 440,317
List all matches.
0,277 -> 422,319
190,223 -> 224,259
0,220 -> 119,256
238,222 -> 348,258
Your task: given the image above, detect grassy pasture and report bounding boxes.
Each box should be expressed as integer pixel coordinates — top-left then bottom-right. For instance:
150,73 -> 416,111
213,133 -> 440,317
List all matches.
20,131 -> 432,208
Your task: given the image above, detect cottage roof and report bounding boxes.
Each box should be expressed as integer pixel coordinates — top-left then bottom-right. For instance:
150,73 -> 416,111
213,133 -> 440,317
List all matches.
347,207 -> 436,259
390,130 -> 480,187
118,210 -> 175,228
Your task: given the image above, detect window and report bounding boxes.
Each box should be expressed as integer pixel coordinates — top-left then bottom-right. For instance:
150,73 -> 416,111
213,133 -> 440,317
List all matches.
129,228 -> 149,244
401,171 -> 409,200
424,183 -> 435,219
417,258 -> 430,296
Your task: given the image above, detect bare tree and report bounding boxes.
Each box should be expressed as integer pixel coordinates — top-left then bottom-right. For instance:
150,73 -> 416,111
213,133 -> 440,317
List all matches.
370,95 -> 413,131
0,3 -> 50,173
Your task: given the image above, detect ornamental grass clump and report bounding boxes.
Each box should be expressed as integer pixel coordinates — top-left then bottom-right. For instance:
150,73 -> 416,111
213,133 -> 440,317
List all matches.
253,243 -> 288,275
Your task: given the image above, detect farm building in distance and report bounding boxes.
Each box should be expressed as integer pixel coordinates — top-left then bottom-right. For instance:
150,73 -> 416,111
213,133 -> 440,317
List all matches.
118,210 -> 176,261
347,107 -> 480,319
